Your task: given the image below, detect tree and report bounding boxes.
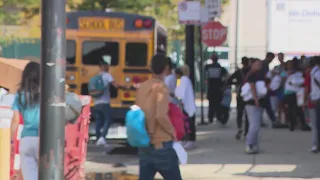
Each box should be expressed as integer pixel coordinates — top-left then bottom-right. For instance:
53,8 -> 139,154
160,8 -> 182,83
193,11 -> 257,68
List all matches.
67,0 -> 154,12
0,0 -> 40,25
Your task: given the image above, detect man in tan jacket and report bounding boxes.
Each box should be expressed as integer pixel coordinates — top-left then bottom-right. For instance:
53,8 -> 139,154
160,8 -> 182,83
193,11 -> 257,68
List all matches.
136,54 -> 182,180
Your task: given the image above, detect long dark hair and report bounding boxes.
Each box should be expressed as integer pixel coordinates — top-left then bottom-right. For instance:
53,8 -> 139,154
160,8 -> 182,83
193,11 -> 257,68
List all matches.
17,62 -> 40,109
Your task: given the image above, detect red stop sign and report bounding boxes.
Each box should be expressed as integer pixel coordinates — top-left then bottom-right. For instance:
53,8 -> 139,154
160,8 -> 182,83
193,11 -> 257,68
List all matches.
202,21 -> 227,47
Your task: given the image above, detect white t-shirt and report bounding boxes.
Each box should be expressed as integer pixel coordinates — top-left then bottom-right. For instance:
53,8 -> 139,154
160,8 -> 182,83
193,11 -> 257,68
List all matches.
94,72 -> 114,105
165,74 -> 177,94
175,76 -> 196,117
311,66 -> 320,101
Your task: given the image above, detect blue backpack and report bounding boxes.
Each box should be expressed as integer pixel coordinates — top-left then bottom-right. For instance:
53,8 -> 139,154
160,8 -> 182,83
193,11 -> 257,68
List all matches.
125,105 -> 150,147
88,75 -> 105,98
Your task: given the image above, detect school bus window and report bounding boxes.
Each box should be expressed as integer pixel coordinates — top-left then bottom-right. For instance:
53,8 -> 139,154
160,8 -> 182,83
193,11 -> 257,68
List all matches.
82,41 -> 119,65
125,43 -> 147,66
67,40 -> 76,64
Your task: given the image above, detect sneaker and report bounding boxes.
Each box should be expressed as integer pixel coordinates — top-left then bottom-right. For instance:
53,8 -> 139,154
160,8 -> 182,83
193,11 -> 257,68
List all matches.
301,125 -> 311,131
235,130 -> 242,140
96,137 -> 107,147
252,145 -> 260,153
183,141 -> 196,150
261,122 -> 268,128
245,145 -> 256,154
310,146 -> 318,153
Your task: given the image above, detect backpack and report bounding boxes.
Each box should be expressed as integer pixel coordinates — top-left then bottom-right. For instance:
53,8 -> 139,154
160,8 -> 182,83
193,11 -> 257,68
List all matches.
65,92 -> 83,124
88,75 -> 105,98
168,103 -> 185,141
125,105 -> 150,147
221,87 -> 232,108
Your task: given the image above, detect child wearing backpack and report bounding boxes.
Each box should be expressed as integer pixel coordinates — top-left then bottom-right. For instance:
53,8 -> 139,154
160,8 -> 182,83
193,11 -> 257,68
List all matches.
88,60 -> 123,147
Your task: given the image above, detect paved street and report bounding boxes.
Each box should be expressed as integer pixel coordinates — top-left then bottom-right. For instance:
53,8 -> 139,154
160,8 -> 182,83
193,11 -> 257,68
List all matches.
85,106 -> 320,180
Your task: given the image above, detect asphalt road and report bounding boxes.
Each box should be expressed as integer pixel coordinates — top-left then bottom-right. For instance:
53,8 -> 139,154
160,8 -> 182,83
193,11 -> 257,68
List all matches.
85,108 -> 320,180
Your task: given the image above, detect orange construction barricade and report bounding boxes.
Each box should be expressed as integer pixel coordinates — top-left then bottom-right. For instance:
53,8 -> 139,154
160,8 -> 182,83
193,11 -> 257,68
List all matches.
10,96 -> 91,180
64,96 -> 91,180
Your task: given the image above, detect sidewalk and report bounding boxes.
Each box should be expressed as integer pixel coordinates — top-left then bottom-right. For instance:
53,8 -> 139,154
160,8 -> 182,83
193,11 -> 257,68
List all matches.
85,110 -> 320,180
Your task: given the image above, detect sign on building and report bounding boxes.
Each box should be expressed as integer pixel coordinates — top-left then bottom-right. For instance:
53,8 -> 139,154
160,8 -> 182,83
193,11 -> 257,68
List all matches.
178,1 -> 201,25
205,0 -> 222,19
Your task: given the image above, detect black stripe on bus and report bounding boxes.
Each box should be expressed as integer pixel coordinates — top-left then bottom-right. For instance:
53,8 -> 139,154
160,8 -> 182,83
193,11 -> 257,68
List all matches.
66,66 -> 78,71
122,101 -> 135,105
68,84 -> 77,89
123,69 -> 151,73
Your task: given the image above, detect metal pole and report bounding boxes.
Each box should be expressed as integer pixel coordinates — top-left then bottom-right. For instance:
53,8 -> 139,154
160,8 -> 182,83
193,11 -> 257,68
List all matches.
39,0 -> 66,178
185,25 -> 197,140
186,25 -> 195,86
198,26 -> 207,125
234,0 -> 240,70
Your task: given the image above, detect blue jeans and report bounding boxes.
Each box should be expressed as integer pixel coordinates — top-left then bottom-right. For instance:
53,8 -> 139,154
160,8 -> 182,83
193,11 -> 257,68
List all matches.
94,103 -> 112,139
139,141 -> 182,180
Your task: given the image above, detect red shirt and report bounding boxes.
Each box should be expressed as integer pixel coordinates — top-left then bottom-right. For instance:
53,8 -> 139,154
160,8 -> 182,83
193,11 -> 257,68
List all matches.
304,71 -> 315,108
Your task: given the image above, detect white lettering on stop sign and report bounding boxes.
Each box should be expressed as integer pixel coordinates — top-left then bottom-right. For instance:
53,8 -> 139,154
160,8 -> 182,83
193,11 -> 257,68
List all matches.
213,28 -> 226,40
203,28 -> 226,40
202,22 -> 227,46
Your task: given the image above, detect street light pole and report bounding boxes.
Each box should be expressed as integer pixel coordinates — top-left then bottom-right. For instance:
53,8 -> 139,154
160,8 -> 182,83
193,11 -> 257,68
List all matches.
39,0 -> 66,179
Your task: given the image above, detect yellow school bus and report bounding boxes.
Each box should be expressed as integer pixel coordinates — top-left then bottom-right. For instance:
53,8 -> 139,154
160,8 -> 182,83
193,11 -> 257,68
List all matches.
65,11 -> 167,142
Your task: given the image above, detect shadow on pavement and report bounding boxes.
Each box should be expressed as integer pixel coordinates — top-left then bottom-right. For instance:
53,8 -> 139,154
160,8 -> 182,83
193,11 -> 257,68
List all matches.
85,172 -> 162,180
86,110 -> 320,179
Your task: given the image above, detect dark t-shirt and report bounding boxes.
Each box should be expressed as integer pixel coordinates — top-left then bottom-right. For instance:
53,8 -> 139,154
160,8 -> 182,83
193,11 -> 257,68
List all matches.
205,63 -> 227,98
259,60 -> 271,84
227,67 -> 250,87
227,67 -> 250,98
246,72 -> 265,106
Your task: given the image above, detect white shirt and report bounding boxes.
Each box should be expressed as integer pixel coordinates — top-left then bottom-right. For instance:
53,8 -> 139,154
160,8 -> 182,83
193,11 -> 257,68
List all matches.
175,76 -> 196,117
94,71 -> 114,105
310,66 -> 320,101
164,74 -> 177,94
270,75 -> 282,91
284,72 -> 304,93
165,73 -> 177,102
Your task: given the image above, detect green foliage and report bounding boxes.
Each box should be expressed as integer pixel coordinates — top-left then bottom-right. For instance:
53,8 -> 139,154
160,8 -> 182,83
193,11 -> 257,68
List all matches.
0,0 -> 40,25
69,0 -> 154,12
1,0 -> 230,41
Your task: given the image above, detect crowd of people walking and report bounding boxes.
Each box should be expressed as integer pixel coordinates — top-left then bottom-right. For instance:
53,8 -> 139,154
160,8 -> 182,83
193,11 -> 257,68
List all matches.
228,53 -> 320,154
